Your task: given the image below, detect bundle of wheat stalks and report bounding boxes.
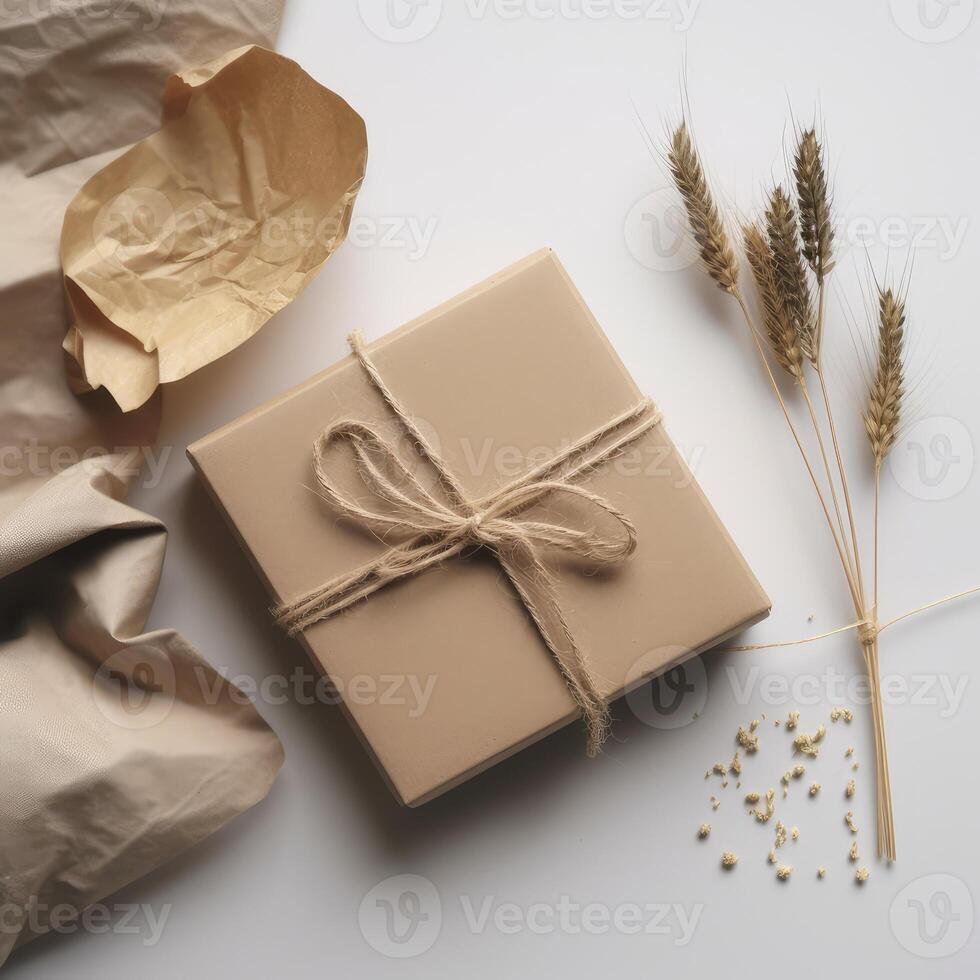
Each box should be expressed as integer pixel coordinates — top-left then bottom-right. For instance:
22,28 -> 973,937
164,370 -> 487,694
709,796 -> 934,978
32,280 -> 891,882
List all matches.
666,120 -> 903,860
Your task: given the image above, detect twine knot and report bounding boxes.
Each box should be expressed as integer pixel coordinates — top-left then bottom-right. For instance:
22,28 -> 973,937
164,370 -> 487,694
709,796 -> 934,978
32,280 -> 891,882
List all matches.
272,331 -> 663,755
857,619 -> 879,647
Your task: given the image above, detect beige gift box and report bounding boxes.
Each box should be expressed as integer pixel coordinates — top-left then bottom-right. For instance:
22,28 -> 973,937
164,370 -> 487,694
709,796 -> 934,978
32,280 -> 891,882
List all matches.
188,249 -> 769,805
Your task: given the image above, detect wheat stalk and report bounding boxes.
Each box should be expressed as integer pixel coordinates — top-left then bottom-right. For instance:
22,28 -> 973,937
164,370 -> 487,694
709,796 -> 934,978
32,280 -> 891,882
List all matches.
667,122 -> 739,293
762,182 -> 862,595
865,288 -> 907,465
794,128 -> 836,283
765,186 -> 817,364
664,115 -> 905,861
865,286 -> 907,860
742,223 -> 805,383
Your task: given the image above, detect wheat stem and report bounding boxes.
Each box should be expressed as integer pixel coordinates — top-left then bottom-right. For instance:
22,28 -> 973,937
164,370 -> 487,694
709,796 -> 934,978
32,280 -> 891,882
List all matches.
813,283 -> 866,608
874,462 -> 881,618
800,376 -> 861,600
733,290 -> 863,611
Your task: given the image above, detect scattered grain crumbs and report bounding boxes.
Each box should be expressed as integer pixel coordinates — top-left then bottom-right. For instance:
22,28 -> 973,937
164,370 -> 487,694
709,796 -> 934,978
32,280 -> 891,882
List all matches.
786,711 -> 800,730
768,849 -> 777,863
791,827 -> 800,841
745,791 -> 760,804
845,746 -> 854,757
845,811 -> 858,834
750,718 -> 760,732
855,867 -> 869,884
809,783 -> 821,797
817,868 -> 827,879
710,796 -> 721,810
729,751 -> 742,776
721,852 -> 738,869
830,706 -> 853,723
793,725 -> 826,758
736,726 -> 760,753
852,762 -> 859,772
792,765 -> 806,779
776,865 -> 793,881
698,823 -> 711,839
845,779 -> 856,798
849,841 -> 859,861
774,822 -> 788,848
752,789 -> 776,823
711,762 -> 728,777
774,719 -> 781,727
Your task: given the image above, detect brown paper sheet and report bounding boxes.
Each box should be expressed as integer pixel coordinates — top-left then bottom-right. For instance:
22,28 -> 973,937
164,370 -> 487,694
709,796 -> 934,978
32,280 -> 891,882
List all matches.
189,250 -> 771,806
60,45 -> 369,412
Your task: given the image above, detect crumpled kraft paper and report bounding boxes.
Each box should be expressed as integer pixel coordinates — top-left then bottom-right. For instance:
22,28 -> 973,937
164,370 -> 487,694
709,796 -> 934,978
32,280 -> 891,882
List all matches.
60,44 -> 369,412
0,456 -> 284,966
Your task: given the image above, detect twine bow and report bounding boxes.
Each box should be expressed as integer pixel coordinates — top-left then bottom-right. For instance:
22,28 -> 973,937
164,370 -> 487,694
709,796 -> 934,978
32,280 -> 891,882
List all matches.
273,331 -> 663,755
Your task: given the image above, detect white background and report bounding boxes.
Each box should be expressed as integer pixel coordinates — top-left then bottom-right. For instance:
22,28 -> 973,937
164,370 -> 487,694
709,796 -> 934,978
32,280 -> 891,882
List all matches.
9,0 -> 980,976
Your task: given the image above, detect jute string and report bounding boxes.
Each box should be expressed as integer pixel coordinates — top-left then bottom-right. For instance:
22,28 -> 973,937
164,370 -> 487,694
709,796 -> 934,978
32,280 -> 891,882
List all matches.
273,331 -> 663,755
722,585 -> 980,652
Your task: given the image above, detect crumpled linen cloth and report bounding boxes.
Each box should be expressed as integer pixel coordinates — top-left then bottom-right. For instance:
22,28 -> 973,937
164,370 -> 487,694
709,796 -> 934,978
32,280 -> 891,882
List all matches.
0,457 -> 285,966
0,0 -> 287,967
0,0 -> 286,177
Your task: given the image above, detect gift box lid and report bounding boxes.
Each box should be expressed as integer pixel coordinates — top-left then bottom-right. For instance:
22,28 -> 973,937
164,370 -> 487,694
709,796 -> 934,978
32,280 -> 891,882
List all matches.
188,249 -> 769,805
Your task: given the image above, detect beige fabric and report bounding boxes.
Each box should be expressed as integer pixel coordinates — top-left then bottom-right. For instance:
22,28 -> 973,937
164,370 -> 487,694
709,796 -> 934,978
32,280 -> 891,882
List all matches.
0,0 -> 285,177
0,0 -> 287,967
0,456 -> 284,965
0,151 -> 159,517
